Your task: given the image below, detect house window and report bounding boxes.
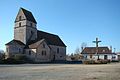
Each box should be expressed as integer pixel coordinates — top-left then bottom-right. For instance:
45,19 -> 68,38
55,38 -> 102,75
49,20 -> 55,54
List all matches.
19,48 -> 21,53
57,48 -> 59,53
6,48 -> 9,52
19,22 -> 21,27
90,55 -> 92,58
104,55 -> 108,60
29,51 -> 31,55
98,55 -> 100,60
43,44 -> 45,48
112,56 -> 116,59
85,55 -> 87,59
19,16 -> 22,21
42,51 -> 46,56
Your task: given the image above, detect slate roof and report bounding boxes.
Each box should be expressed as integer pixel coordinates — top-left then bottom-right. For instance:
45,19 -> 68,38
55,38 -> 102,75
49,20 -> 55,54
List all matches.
15,8 -> 37,23
29,39 -> 45,49
81,47 -> 112,54
5,40 -> 25,46
28,30 -> 66,47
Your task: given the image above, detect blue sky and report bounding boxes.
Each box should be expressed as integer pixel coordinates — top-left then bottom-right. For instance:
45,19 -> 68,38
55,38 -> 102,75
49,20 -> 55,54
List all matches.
0,0 -> 120,54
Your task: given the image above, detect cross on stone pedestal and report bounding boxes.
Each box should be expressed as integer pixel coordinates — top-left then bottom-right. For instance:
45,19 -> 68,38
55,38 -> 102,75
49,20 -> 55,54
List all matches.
93,38 -> 101,59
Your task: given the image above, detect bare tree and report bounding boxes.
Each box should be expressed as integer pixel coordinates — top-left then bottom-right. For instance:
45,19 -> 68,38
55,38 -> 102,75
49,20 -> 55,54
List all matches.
81,42 -> 87,51
74,47 -> 81,54
68,43 -> 87,61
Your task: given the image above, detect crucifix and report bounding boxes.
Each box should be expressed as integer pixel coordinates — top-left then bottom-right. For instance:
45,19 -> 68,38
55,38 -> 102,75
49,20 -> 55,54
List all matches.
93,38 -> 101,59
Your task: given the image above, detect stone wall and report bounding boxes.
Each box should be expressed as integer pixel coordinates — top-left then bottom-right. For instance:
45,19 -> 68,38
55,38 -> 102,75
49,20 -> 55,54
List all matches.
5,45 -> 24,58
14,9 -> 37,44
49,45 -> 66,61
25,41 -> 51,62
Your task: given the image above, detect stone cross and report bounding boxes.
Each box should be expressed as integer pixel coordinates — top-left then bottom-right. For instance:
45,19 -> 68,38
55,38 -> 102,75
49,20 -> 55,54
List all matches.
93,38 -> 101,54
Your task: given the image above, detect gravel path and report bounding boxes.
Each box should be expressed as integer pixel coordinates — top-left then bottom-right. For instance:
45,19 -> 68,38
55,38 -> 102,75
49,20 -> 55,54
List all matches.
0,63 -> 120,80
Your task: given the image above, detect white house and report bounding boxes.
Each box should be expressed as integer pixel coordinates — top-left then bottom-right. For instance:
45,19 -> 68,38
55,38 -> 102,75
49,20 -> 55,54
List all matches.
81,47 -> 117,61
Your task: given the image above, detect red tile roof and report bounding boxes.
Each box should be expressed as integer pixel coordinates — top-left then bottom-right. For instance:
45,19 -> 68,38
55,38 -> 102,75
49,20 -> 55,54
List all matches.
81,47 -> 112,54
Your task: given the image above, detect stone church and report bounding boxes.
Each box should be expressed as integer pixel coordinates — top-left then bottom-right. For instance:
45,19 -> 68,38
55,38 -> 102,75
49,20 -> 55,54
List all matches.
5,8 -> 66,62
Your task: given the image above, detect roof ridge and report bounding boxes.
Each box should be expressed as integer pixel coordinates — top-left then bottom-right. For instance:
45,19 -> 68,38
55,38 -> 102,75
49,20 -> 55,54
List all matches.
85,46 -> 108,48
38,30 -> 58,37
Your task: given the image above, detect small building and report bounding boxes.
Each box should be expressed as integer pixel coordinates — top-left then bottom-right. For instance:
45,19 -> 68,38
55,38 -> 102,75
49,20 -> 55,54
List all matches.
116,52 -> 120,61
5,8 -> 66,62
81,47 -> 116,61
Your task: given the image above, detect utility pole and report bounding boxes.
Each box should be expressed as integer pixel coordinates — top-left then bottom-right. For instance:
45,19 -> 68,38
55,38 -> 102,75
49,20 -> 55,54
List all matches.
93,37 -> 101,60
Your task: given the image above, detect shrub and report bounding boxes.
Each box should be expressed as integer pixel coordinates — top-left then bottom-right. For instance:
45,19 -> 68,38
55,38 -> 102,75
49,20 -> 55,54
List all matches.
83,59 -> 109,64
2,58 -> 20,64
111,60 -> 119,62
14,54 -> 28,61
1,55 -> 28,64
71,57 -> 75,61
83,60 -> 95,64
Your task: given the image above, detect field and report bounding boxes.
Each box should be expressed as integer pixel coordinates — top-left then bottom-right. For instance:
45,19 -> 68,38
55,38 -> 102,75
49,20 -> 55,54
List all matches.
0,63 -> 120,80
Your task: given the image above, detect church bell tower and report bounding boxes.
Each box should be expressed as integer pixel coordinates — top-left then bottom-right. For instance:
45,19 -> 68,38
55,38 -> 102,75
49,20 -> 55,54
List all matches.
14,8 -> 37,44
